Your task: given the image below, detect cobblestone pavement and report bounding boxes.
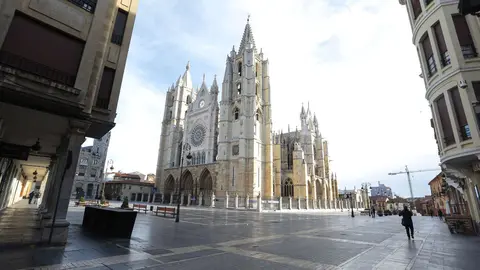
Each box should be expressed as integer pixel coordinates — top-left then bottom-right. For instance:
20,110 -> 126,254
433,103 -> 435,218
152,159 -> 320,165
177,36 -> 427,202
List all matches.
1,205 -> 480,270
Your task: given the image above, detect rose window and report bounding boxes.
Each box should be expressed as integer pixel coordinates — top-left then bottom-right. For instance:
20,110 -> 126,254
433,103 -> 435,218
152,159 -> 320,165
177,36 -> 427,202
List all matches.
191,125 -> 206,147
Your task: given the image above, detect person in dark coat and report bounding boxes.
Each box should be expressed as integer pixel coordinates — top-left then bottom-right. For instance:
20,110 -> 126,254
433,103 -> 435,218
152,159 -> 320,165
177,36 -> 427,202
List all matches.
400,205 -> 414,240
438,209 -> 444,221
28,191 -> 35,204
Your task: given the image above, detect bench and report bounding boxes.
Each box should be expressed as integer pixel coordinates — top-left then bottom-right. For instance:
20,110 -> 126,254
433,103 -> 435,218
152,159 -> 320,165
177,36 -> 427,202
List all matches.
133,204 -> 148,213
360,210 -> 370,216
154,206 -> 176,218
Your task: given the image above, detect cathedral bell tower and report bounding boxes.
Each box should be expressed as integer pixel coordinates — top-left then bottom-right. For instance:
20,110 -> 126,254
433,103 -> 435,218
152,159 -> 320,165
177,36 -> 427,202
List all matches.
217,16 -> 274,198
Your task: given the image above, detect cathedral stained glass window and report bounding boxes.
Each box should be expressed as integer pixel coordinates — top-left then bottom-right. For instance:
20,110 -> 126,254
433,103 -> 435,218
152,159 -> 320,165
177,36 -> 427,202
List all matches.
191,125 -> 206,147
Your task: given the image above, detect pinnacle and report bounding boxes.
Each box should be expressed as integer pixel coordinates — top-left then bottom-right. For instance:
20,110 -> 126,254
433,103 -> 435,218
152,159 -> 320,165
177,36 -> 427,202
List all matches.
238,16 -> 256,53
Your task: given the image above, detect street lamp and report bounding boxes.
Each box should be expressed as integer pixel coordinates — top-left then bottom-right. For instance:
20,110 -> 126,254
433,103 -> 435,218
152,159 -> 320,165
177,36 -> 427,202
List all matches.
101,159 -> 114,200
175,143 -> 192,223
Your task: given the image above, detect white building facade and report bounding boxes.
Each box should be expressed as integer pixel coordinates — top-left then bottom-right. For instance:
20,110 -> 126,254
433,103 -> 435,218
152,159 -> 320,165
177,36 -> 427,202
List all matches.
155,19 -> 339,209
399,0 -> 480,228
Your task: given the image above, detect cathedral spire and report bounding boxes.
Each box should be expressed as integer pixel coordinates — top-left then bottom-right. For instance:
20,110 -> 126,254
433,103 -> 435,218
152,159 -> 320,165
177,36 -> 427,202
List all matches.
300,103 -> 307,119
238,15 -> 257,54
180,61 -> 193,88
210,75 -> 219,94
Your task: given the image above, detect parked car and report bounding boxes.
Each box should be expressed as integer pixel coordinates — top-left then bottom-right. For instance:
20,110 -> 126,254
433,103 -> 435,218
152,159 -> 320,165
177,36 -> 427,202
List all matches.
377,211 -> 384,217
384,210 -> 392,216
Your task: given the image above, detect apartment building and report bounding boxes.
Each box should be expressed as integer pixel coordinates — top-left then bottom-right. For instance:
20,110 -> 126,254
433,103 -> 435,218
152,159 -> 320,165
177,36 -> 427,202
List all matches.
0,0 -> 137,244
399,0 -> 480,230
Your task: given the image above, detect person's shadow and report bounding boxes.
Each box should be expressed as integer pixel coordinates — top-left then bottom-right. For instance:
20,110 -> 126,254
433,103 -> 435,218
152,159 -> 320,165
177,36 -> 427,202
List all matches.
407,239 -> 417,250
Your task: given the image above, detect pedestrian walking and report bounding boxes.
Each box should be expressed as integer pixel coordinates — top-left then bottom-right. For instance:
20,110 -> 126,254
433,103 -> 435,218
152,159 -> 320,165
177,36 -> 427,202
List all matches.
430,209 -> 434,218
28,190 -> 34,204
438,209 -> 443,221
371,205 -> 376,218
400,205 -> 414,240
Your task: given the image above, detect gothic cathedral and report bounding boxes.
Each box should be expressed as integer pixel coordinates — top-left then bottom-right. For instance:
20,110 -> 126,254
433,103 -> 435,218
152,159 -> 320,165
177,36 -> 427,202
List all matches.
155,18 -> 339,209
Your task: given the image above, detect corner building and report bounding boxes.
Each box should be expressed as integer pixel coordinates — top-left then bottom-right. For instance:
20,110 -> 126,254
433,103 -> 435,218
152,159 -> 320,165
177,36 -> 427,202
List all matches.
0,0 -> 137,244
399,0 -> 480,229
156,19 -> 339,209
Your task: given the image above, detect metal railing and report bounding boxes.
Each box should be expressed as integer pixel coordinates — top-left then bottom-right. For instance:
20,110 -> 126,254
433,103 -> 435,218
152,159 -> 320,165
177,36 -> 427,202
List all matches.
441,51 -> 451,67
461,45 -> 477,59
460,124 -> 472,140
0,50 -> 76,86
427,55 -> 437,77
111,34 -> 124,45
67,0 -> 97,14
95,97 -> 110,110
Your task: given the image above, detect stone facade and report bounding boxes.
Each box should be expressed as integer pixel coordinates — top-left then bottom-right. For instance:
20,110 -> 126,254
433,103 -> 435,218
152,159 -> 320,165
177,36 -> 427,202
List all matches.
155,18 -> 339,209
399,0 -> 480,229
0,0 -> 138,244
71,132 -> 111,199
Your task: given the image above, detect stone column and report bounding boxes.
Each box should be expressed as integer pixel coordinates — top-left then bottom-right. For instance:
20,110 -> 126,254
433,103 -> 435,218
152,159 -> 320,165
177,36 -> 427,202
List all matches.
245,194 -> 250,209
289,197 -> 293,209
152,193 -> 156,203
180,192 -> 184,205
199,193 -> 203,206
39,158 -> 58,216
169,194 -> 173,205
41,120 -> 89,244
278,197 -> 282,210
225,192 -> 229,208
211,192 -> 216,208
161,193 -> 165,204
187,194 -> 191,206
305,198 -> 309,210
257,194 -> 262,212
235,193 -> 239,209
297,197 -> 301,210
141,193 -> 144,202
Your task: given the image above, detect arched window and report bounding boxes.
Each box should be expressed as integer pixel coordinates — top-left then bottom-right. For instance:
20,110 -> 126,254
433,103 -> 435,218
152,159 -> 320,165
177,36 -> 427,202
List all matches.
238,62 -> 242,76
186,95 -> 192,104
169,110 -> 172,119
281,178 -> 294,197
256,109 -> 261,122
256,83 -> 259,96
202,152 -> 206,164
192,153 -> 196,165
237,83 -> 241,95
234,107 -> 239,120
197,154 -> 201,165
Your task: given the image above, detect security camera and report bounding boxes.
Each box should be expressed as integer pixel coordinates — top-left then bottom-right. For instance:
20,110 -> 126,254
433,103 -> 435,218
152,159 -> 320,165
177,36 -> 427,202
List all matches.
458,80 -> 468,89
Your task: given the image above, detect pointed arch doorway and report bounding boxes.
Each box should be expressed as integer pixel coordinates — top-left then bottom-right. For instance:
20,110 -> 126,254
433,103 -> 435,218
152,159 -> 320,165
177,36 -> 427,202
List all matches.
199,169 -> 213,206
164,175 -> 175,204
181,170 -> 194,205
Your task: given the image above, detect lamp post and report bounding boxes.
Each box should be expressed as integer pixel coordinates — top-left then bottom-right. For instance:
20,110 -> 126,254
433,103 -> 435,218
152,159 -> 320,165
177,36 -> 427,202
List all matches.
175,143 -> 192,223
101,159 -> 114,200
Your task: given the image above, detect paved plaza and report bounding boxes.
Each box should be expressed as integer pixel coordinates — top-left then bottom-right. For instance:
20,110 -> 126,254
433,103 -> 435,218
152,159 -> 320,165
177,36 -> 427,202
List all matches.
1,203 -> 480,270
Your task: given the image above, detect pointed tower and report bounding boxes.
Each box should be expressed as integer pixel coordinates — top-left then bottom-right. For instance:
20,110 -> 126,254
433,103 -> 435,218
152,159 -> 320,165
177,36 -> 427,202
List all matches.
217,16 -> 274,198
155,62 -> 195,191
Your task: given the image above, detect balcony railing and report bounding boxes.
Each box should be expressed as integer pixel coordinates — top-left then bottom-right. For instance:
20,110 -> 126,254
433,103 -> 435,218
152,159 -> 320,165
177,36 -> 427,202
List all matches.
95,97 -> 110,110
111,34 -> 124,45
67,0 -> 97,14
444,136 -> 455,146
441,51 -> 451,67
427,55 -> 437,77
461,44 -> 477,59
460,124 -> 472,140
0,50 -> 76,86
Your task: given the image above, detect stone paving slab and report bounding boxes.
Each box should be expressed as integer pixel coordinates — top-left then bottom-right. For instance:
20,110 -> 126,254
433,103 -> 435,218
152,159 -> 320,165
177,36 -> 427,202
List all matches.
1,205 -> 480,269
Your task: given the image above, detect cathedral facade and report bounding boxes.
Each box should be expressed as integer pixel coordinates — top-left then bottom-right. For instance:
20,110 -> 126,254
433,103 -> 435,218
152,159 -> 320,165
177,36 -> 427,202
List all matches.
155,19 -> 339,208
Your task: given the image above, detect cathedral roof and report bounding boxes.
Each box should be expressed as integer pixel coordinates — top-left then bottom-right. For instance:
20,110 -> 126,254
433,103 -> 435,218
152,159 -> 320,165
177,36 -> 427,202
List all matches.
238,16 -> 257,54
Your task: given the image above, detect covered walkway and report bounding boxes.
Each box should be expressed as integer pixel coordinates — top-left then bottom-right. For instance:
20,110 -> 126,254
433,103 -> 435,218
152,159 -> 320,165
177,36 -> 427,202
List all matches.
0,199 -> 42,248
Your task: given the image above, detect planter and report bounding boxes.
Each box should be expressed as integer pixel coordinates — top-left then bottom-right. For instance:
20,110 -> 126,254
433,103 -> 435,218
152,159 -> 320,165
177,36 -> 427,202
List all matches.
82,206 -> 138,238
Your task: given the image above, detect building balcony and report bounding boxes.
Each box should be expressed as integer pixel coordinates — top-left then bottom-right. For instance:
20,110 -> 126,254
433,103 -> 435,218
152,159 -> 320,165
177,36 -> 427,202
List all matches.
0,50 -> 85,117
